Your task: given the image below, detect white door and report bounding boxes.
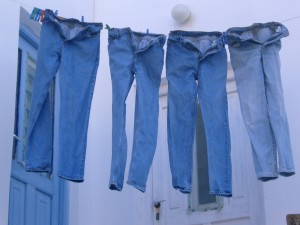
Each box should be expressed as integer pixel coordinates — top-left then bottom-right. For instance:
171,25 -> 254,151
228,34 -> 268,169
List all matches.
150,69 -> 266,225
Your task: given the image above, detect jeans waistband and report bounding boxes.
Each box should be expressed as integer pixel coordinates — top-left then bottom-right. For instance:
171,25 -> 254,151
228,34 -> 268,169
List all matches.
44,9 -> 103,34
226,22 -> 289,44
109,27 -> 132,36
108,27 -> 166,45
168,30 -> 225,46
169,30 -> 223,37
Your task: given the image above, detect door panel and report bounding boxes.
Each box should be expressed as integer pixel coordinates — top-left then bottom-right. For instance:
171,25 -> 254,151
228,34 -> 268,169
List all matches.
8,178 -> 26,225
36,191 -> 52,225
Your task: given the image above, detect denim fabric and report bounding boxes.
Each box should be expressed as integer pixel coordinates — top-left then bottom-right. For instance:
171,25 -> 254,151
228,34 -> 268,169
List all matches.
108,28 -> 166,192
26,9 -> 102,182
226,22 -> 295,181
166,31 -> 232,197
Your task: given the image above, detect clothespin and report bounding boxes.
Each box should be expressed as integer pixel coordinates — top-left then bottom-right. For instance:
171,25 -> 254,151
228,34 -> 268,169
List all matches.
30,7 -> 39,20
222,32 -> 228,45
40,10 -> 45,22
105,24 -> 111,30
35,9 -> 41,21
81,16 -> 84,22
30,7 -> 45,22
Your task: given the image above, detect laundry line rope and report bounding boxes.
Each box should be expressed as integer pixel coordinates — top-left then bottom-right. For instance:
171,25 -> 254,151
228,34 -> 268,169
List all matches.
7,0 -> 300,25
280,15 -> 300,23
9,0 -> 33,9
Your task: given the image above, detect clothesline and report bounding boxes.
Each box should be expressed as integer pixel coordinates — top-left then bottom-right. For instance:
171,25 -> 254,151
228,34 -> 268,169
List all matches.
21,6 -> 296,193
9,0 -> 33,9
280,15 -> 300,23
8,0 -> 300,25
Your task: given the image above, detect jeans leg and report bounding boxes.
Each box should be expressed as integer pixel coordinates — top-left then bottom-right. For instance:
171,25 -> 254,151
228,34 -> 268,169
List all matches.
108,35 -> 134,191
26,22 -> 62,172
127,43 -> 164,192
262,42 -> 295,176
166,40 -> 198,193
198,49 -> 232,196
57,34 -> 100,182
229,46 -> 278,181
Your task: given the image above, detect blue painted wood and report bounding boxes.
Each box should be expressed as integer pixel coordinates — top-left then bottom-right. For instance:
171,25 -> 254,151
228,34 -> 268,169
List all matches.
19,27 -> 39,49
58,179 -> 69,225
11,161 -> 54,194
8,178 -> 26,225
36,191 -> 52,225
9,9 -> 68,225
25,184 -> 36,225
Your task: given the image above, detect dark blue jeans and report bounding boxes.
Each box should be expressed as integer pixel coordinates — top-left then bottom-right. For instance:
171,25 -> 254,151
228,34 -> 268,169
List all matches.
108,28 -> 166,192
26,9 -> 102,182
166,31 -> 232,197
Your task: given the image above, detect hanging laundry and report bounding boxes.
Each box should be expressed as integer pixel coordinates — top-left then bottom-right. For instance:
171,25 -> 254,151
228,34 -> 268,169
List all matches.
26,9 -> 103,182
226,22 -> 295,181
108,27 -> 166,192
166,31 -> 232,197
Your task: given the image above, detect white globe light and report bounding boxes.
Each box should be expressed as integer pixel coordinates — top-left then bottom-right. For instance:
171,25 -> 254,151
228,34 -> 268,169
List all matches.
171,4 -> 191,23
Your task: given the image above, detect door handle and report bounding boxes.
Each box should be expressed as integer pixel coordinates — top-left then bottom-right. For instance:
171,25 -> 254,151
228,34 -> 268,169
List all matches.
153,200 -> 165,221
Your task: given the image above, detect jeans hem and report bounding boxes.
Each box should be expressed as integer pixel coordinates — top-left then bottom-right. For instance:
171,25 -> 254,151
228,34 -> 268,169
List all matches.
279,169 -> 295,177
257,172 -> 278,182
109,182 -> 123,191
173,185 -> 191,194
57,173 -> 84,183
127,180 -> 146,193
26,166 -> 51,173
209,190 -> 232,197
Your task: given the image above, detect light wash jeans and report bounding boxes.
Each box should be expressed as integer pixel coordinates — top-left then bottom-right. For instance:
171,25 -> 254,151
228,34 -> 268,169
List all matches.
26,9 -> 102,182
166,31 -> 232,197
108,28 -> 166,192
226,22 -> 295,181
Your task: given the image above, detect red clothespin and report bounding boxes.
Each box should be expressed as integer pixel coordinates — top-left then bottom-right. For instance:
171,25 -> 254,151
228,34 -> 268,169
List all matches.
40,10 -> 45,22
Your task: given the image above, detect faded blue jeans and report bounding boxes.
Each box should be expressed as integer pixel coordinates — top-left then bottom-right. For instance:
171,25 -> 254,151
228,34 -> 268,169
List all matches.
26,9 -> 102,182
108,28 -> 166,192
226,22 -> 295,181
166,31 -> 232,197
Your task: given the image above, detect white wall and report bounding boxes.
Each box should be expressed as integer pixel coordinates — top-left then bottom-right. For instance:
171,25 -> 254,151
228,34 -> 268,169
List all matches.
1,0 -> 300,225
0,2 -> 19,224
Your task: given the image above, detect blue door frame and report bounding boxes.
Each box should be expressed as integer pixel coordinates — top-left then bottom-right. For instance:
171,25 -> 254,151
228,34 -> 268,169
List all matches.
8,7 -> 68,225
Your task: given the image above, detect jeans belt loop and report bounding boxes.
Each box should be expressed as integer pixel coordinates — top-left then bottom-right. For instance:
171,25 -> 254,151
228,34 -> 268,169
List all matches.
222,32 -> 228,45
89,26 -> 93,34
180,35 -> 183,43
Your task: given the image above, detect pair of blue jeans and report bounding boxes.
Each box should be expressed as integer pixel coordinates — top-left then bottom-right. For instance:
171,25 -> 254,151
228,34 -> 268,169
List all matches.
108,28 -> 166,192
226,22 -> 295,181
166,31 -> 232,197
26,9 -> 102,182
